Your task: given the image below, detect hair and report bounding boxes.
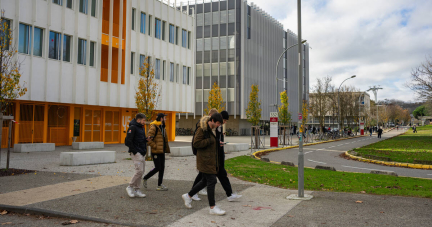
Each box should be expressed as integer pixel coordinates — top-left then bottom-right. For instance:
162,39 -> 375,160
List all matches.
209,113 -> 223,124
208,108 -> 218,116
220,110 -> 229,120
136,113 -> 146,120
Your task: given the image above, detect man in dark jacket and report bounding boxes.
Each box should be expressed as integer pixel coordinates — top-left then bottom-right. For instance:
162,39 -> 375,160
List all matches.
377,127 -> 383,138
125,113 -> 147,198
182,113 -> 226,215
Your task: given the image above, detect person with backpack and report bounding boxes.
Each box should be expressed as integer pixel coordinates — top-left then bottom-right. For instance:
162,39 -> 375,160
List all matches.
143,113 -> 171,191
182,113 -> 226,215
190,108 -> 218,200
125,113 -> 148,198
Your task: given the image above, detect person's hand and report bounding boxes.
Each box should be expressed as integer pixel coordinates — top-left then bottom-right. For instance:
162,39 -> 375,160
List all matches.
220,141 -> 225,147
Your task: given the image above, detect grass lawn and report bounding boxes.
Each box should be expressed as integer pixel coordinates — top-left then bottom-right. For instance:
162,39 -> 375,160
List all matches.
225,156 -> 432,198
352,125 -> 432,163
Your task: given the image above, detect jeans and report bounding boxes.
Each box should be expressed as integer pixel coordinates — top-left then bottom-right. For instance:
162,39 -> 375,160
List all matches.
189,173 -> 217,207
129,152 -> 146,189
144,153 -> 165,186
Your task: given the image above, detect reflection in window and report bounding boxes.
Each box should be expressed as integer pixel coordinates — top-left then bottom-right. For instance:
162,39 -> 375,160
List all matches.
49,31 -> 61,60
18,23 -> 31,54
78,38 -> 87,65
33,27 -> 43,57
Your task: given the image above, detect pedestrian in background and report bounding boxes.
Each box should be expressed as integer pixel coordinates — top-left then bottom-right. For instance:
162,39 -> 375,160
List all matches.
377,127 -> 383,138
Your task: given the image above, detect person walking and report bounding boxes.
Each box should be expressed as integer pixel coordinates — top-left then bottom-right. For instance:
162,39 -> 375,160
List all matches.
369,127 -> 373,136
143,113 -> 171,191
377,127 -> 383,138
182,113 -> 226,215
125,113 -> 148,198
413,125 -> 417,133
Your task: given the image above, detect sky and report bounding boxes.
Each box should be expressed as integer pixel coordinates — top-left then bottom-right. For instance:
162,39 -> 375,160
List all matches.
183,0 -> 432,102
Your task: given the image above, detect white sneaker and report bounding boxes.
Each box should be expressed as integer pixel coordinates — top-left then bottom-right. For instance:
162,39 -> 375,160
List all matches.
227,193 -> 242,202
191,194 -> 201,201
182,193 -> 193,209
198,188 -> 208,196
209,206 -> 226,215
126,186 -> 135,198
134,189 -> 146,198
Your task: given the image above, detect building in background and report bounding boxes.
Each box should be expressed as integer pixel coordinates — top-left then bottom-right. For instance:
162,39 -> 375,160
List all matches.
1,0 -> 195,148
176,0 -> 309,135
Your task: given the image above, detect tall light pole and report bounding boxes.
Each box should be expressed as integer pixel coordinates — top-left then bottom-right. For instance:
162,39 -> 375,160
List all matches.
367,86 -> 383,129
337,75 -> 356,136
273,40 -> 307,111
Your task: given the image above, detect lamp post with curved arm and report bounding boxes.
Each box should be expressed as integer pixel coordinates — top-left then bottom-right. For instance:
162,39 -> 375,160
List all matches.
338,75 -> 356,136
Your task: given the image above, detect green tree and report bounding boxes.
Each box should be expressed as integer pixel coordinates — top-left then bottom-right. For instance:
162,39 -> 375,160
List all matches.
205,82 -> 225,114
246,84 -> 261,125
278,91 -> 291,125
413,105 -> 429,119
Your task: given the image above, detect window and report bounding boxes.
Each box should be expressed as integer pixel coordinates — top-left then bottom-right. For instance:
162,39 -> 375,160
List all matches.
212,25 -> 218,37
63,34 -> 71,62
228,23 -> 235,35
140,54 -> 145,68
212,37 -> 219,50
132,8 -> 136,30
131,52 -> 135,74
182,29 -> 187,48
155,59 -> 160,79
140,13 -> 146,34
148,15 -> 152,36
197,14 -> 203,26
183,66 -> 187,84
188,31 -> 191,49
169,24 -> 175,43
48,31 -> 60,59
162,21 -> 166,40
212,12 -> 219,24
0,19 -> 10,50
175,26 -> 179,45
18,23 -> 32,54
170,62 -> 174,82
162,60 -> 166,80
155,18 -> 161,39
78,38 -> 87,65
176,64 -> 179,82
247,6 -> 251,39
228,9 -> 235,23
187,67 -> 190,85
220,23 -> 227,36
33,27 -> 43,57
66,0 -> 73,9
204,13 -> 211,26
91,0 -> 97,17
53,0 -> 63,6
220,11 -> 227,23
90,41 -> 95,66
79,0 -> 88,14
196,26 -> 203,39
204,38 -> 211,51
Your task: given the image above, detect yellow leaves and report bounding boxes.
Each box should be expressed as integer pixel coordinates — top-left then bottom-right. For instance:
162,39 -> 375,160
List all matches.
205,82 -> 225,114
246,84 -> 261,125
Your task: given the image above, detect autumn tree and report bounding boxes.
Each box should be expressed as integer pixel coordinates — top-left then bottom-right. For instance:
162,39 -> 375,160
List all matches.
278,91 -> 291,125
406,55 -> 432,101
300,100 -> 309,133
135,57 -> 161,121
246,84 -> 261,126
205,82 -> 225,114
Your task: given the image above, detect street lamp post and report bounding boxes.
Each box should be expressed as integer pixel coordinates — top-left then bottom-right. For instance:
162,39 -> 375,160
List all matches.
337,75 -> 356,136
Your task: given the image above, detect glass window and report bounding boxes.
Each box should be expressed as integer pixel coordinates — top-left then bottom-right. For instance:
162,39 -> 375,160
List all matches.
220,36 -> 227,49
176,64 -> 179,82
33,27 -> 43,57
169,24 -> 175,43
155,19 -> 161,39
188,67 -> 190,85
220,0 -> 227,10
220,11 -> 227,23
182,29 -> 187,48
227,62 -> 234,75
90,41 -> 95,66
204,13 -> 212,26
175,26 -> 179,45
196,39 -> 203,51
211,63 -> 218,76
212,50 -> 218,62
228,23 -> 235,35
19,23 -> 32,54
91,0 -> 97,17
203,63 -> 210,77
148,15 -> 152,35
78,38 -> 87,65
155,59 -> 160,79
162,60 -> 166,80
63,34 -> 71,62
162,21 -> 166,40
188,31 -> 191,49
204,38 -> 211,51
140,13 -> 146,34
204,25 -> 211,38
49,31 -> 61,60
132,8 -> 136,30
220,49 -> 227,62
212,37 -> 219,50
196,64 -> 203,77
220,62 -> 227,76
66,0 -> 73,9
53,0 -> 63,6
212,25 -> 218,37
196,3 -> 203,14
204,2 -> 211,13
204,51 -> 211,63
183,66 -> 187,84
131,52 -> 135,74
170,62 -> 174,82
1,19 -> 10,50
212,2 -> 219,11
196,51 -> 203,64
79,0 -> 88,14
220,23 -> 227,36
197,14 -> 203,26
196,26 -> 203,39
196,90 -> 203,102
228,49 -> 235,62
140,54 -> 145,68
228,0 -> 235,9
228,35 -> 235,49
228,9 -> 235,23
212,12 -> 219,25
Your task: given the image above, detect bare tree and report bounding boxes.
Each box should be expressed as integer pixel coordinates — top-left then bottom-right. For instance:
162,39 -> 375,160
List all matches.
309,76 -> 332,132
406,56 -> 432,101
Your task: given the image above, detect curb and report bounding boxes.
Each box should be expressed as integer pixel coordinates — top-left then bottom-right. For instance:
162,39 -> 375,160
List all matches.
345,151 -> 432,170
0,204 -> 148,227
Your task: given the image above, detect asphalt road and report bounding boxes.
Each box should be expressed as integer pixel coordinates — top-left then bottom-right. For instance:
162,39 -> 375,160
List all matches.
263,128 -> 432,179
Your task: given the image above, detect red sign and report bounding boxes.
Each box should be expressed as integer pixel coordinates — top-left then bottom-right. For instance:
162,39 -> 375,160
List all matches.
298,114 -> 302,120
270,117 -> 278,122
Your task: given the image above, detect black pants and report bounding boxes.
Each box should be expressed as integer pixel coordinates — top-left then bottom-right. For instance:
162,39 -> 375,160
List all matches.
378,133 -> 382,138
188,173 -> 217,207
191,161 -> 233,197
143,153 -> 165,186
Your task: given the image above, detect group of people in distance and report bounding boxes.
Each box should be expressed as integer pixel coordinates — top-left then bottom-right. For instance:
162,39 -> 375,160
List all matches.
125,109 -> 241,216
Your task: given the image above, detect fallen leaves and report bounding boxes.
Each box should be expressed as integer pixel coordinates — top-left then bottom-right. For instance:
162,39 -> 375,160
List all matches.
355,201 -> 363,204
61,220 -> 79,225
1,222 -> 13,225
0,210 -> 7,215
360,191 -> 366,194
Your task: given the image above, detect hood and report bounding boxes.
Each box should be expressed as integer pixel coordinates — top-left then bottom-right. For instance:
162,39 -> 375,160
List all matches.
129,118 -> 143,127
150,120 -> 162,126
199,116 -> 211,131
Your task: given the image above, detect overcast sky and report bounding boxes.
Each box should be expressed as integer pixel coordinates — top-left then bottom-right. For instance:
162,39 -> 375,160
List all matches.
251,0 -> 432,102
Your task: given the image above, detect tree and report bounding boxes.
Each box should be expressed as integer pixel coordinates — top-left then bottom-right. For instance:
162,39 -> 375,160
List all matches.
0,15 -> 27,169
135,57 -> 161,121
205,82 -> 225,114
413,105 -> 429,119
406,56 -> 432,101
246,84 -> 261,126
278,91 -> 291,125
300,100 -> 309,133
309,76 -> 332,130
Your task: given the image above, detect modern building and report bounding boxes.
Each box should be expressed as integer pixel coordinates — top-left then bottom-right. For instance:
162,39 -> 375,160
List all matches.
176,0 -> 309,135
1,0 -> 195,148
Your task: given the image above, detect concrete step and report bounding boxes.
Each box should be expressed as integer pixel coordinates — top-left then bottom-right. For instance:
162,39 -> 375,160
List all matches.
60,151 -> 116,166
13,143 -> 55,153
72,142 -> 104,150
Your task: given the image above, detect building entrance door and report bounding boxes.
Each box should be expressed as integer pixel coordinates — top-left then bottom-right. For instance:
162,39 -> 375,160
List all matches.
19,104 -> 44,143
84,109 -> 102,142
105,110 -> 120,143
48,105 -> 69,146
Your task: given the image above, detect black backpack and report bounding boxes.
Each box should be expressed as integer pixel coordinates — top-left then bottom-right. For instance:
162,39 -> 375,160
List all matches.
125,125 -> 135,147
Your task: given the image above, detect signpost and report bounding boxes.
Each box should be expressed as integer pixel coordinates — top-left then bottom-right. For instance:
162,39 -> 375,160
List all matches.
270,112 -> 278,147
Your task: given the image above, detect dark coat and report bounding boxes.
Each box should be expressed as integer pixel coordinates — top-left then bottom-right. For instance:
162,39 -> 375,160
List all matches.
193,116 -> 219,174
126,119 -> 147,156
